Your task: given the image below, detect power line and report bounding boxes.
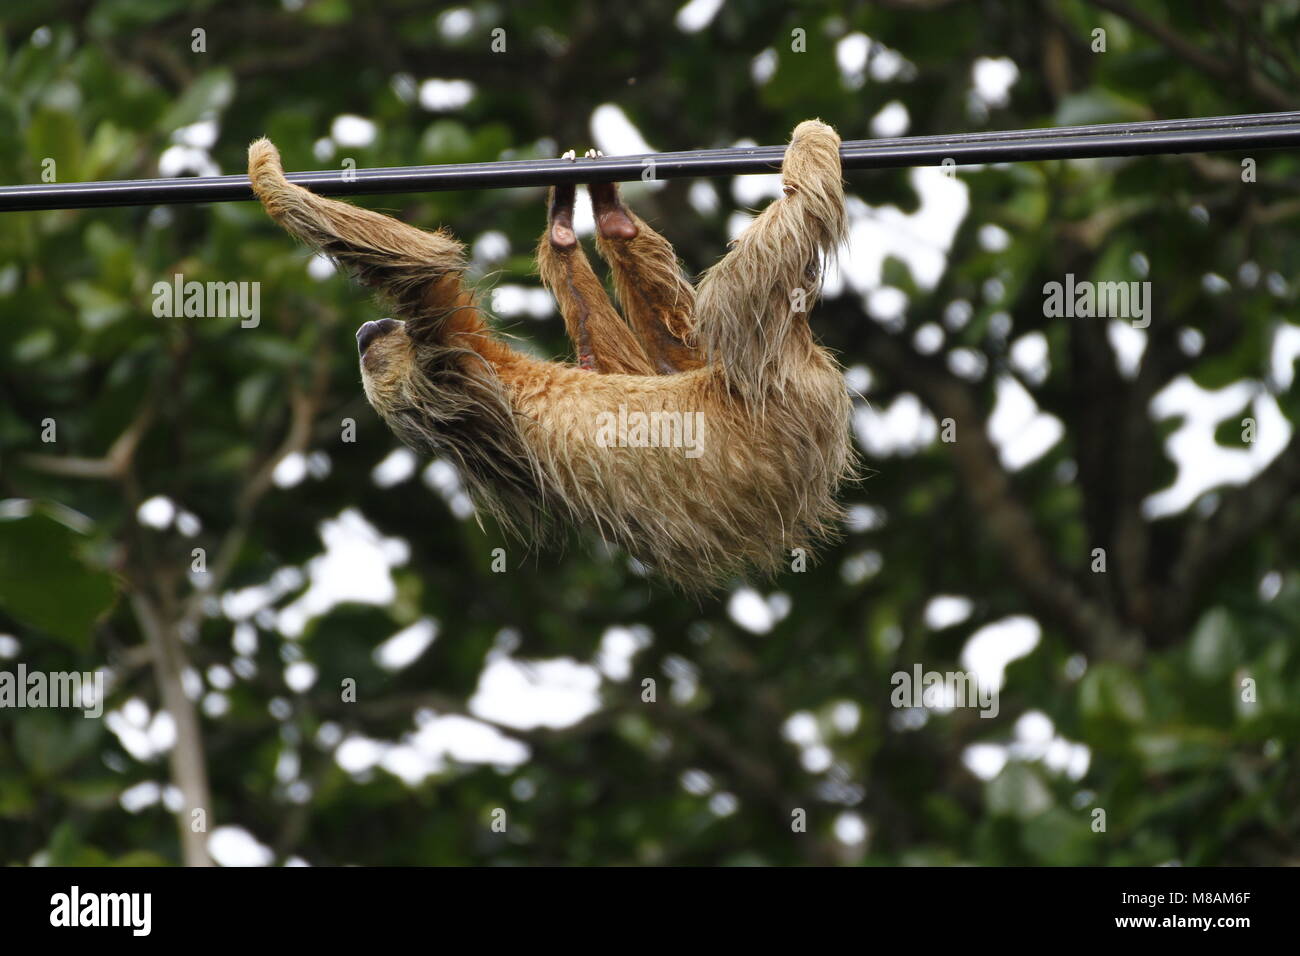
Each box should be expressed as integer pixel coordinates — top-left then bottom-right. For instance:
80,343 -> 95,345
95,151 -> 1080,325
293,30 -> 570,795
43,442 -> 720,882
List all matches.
2,110 -> 1298,212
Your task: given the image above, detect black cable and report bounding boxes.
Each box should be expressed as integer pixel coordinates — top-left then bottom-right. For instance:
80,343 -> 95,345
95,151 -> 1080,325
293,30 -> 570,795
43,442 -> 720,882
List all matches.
1,110 -> 1297,212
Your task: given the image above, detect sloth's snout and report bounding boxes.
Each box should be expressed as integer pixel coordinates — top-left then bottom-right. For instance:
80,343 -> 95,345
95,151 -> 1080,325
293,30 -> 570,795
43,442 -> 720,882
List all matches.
357,318 -> 401,355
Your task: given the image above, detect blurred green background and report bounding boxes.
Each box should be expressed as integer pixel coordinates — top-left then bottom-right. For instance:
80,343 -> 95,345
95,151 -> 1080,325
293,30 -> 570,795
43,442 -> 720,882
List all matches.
1,0 -> 1299,866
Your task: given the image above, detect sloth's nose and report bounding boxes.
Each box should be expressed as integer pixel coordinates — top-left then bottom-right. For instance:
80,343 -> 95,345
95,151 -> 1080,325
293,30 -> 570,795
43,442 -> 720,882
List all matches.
357,318 -> 400,355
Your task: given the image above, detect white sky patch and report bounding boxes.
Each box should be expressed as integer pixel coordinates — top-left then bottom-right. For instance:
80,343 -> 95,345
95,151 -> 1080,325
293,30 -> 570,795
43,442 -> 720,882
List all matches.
961,615 -> 1041,691
284,661 -> 317,693
845,503 -> 886,532
374,618 -> 439,671
158,144 -> 219,177
120,780 -> 162,813
330,114 -> 376,148
726,210 -> 754,243
925,595 -> 974,630
962,743 -> 1009,781
469,651 -> 602,731
221,567 -> 303,623
437,7 -> 474,39
105,700 -> 175,761
423,458 -> 475,519
841,549 -> 883,585
853,392 -> 937,457
175,510 -> 201,537
831,701 -> 861,734
307,253 -> 335,280
591,103 -> 654,157
336,735 -> 385,773
277,509 -> 409,637
802,745 -> 833,773
1143,376 -> 1292,518
996,710 -> 1091,780
948,347 -> 988,381
208,826 -> 275,867
834,812 -> 869,846
945,299 -> 973,331
836,33 -> 913,87
1271,322 -> 1300,389
137,495 -> 176,529
472,229 -> 510,264
275,748 -> 300,784
1107,320 -> 1148,380
913,322 -> 944,354
173,118 -> 217,149
491,283 -> 555,318
1010,331 -> 1050,385
384,78 -> 419,110
1178,327 -> 1204,357
272,451 -> 308,488
727,587 -> 792,634
751,48 -> 777,85
409,713 -> 529,773
971,56 -> 1019,109
681,768 -> 713,795
828,170 -> 969,295
730,139 -> 783,205
978,223 -> 1011,252
1202,272 -> 1230,294
419,78 -> 476,111
844,364 -> 873,396
597,625 -> 652,681
987,375 -> 1065,471
675,0 -> 723,32
0,634 -> 18,658
870,101 -> 910,138
689,180 -> 719,215
783,711 -> 820,748
371,447 -> 417,488
868,286 -> 907,324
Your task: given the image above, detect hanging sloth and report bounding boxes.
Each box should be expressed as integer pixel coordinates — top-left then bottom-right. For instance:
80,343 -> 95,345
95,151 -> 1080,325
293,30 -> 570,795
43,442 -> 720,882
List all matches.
248,120 -> 855,590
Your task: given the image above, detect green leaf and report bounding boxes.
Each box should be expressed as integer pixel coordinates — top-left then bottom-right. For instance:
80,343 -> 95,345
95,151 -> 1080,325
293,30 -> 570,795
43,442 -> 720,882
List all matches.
14,711 -> 104,778
0,501 -> 117,648
158,68 -> 234,131
985,763 -> 1053,819
1188,607 -> 1243,680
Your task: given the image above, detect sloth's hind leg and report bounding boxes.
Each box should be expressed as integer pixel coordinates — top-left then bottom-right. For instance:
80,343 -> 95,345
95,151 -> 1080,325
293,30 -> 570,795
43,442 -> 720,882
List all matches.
536,178 -> 655,375
591,180 -> 703,374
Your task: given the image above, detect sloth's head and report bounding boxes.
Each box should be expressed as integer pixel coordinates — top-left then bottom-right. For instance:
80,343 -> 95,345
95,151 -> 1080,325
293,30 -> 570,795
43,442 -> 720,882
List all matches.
356,318 -> 414,414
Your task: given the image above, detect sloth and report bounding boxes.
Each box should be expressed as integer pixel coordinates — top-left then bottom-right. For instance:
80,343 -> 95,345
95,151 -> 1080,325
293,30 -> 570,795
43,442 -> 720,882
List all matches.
248,120 -> 854,590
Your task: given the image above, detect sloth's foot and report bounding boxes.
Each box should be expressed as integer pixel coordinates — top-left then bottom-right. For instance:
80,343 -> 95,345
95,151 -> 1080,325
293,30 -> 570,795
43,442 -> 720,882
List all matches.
588,150 -> 638,241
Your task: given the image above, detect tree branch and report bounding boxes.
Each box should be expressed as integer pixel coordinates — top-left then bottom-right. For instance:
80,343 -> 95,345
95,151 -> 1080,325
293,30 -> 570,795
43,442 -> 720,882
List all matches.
834,301 -> 1142,661
1086,0 -> 1296,110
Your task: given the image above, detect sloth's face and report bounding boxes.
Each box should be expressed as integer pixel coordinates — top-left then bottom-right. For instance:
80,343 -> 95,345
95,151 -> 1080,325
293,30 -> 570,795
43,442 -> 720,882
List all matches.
356,318 -> 412,413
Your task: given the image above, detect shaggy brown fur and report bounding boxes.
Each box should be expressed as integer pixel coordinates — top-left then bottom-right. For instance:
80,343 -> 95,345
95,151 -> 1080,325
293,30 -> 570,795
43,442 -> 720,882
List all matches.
248,120 -> 855,590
